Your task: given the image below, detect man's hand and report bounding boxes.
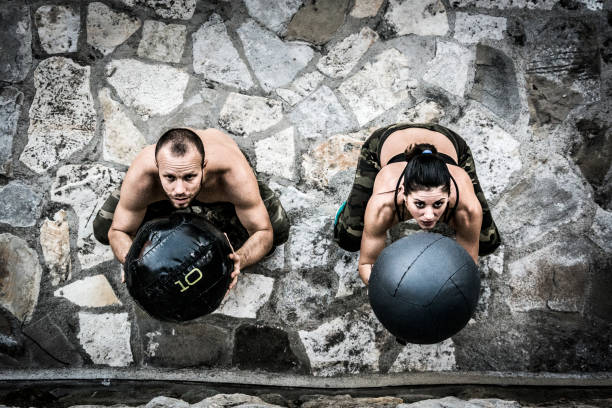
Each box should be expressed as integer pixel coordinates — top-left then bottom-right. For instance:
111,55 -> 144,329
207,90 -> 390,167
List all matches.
358,263 -> 373,286
228,252 -> 241,291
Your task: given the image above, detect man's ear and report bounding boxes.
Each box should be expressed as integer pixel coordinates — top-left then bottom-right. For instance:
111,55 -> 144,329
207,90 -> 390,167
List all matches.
202,158 -> 208,169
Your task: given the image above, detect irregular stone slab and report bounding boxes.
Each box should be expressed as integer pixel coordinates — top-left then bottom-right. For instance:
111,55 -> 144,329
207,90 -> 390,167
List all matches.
302,130 -> 368,187
507,242 -> 588,313
260,243 -> 285,271
389,339 -> 456,372
54,275 -> 121,307
350,0 -> 384,18
454,107 -> 521,201
288,215 -> 332,269
192,14 -> 254,91
590,207 -> 612,253
237,19 -> 314,92
35,5 -> 80,54
0,234 -> 42,323
244,0 -> 303,33
0,182 -> 42,228
470,45 -> 520,124
122,0 -> 197,20
275,71 -> 324,106
40,210 -> 72,286
338,48 -> 414,126
298,310 -> 381,376
269,182 -> 326,215
233,325 -> 303,372
396,101 -> 445,124
20,57 -> 96,173
162,85 -> 225,131
215,273 -> 275,318
454,13 -> 506,45
255,127 -> 296,180
289,86 -> 354,139
145,396 -> 189,408
317,27 -> 378,79
423,40 -> 474,97
387,36 -> 436,81
285,0 -> 350,45
99,87 -> 147,166
334,252 -> 364,298
0,87 -> 23,175
77,312 -> 133,366
193,394 -> 274,408
0,5 -> 32,83
87,2 -> 140,55
138,20 -> 186,63
22,314 -> 83,366
451,0 -> 601,11
398,396 -> 521,408
50,164 -> 124,270
219,92 -> 282,136
302,395 -> 402,408
106,59 -> 189,119
383,0 -> 448,37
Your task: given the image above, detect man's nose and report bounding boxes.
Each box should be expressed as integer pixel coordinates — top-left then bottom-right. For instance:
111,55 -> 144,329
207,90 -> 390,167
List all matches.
174,179 -> 185,194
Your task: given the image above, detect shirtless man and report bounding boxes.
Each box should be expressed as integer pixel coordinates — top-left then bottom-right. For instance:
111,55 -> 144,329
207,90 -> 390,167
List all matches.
93,128 -> 289,290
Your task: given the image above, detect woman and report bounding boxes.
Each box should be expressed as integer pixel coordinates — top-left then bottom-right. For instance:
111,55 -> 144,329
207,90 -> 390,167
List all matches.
333,123 -> 501,285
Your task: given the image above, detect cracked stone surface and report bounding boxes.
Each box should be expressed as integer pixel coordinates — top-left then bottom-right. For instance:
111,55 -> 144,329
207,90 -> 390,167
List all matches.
333,252 -> 363,298
383,0 -> 448,37
237,19 -> 313,92
395,101 -> 445,124
219,92 -> 283,136
121,0 -> 197,19
138,20 -> 187,63
35,5 -> 80,54
350,0 -> 384,18
389,339 -> 456,372
50,164 -> 124,270
590,207 -> 612,253
317,27 -> 379,79
54,275 -> 121,308
298,310 -> 381,376
0,87 -> 23,175
454,13 -> 507,45
0,5 -> 32,83
244,0 -> 303,33
193,14 -> 254,91
451,0 -> 601,11
215,273 -> 275,319
87,2 -> 141,55
285,0 -> 350,45
0,182 -> 43,228
269,182 -> 326,215
106,59 -> 189,119
423,40 -> 474,97
20,57 -> 96,173
78,312 -> 133,367
255,127 -> 296,180
0,233 -> 42,323
99,87 -> 147,166
289,86 -> 354,139
40,210 -> 72,287
338,48 -> 414,126
288,215 -> 333,269
276,71 -> 324,106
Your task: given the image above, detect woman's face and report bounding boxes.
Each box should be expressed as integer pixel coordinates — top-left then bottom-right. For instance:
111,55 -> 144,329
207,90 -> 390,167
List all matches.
404,187 -> 449,230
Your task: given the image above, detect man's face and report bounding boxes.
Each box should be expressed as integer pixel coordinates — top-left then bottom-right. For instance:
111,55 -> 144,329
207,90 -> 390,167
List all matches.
156,147 -> 204,209
404,186 -> 449,230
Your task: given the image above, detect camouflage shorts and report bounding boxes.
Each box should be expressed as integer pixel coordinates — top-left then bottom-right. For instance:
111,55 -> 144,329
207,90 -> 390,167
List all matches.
93,153 -> 289,250
333,122 -> 501,256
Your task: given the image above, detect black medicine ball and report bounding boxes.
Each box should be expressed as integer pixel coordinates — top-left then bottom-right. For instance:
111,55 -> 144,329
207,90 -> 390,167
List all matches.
124,212 -> 233,322
368,232 -> 480,344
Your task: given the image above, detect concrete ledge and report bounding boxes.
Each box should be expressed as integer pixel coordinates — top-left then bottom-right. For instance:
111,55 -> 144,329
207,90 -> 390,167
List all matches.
0,369 -> 611,388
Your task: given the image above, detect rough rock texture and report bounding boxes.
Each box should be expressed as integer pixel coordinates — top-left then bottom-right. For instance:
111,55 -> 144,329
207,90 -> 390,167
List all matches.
383,0 -> 448,37
350,0 -> 385,18
40,210 -> 72,286
0,234 -> 42,323
317,27 -> 378,79
255,127 -> 296,180
0,5 -> 32,83
106,59 -> 190,119
138,20 -> 187,63
77,312 -> 133,367
451,0 -> 601,11
35,5 -> 80,54
244,0 -> 303,33
289,86 -> 354,139
276,71 -> 324,106
233,325 -> 303,372
454,13 -> 507,44
122,0 -> 197,20
237,19 -> 313,92
0,87 -> 23,175
50,164 -> 124,270
215,273 -> 275,319
99,88 -> 147,166
20,57 -> 96,173
590,206 -> 612,253
423,41 -> 474,97
193,14 -> 254,91
333,252 -> 363,298
219,93 -> 283,136
87,2 -> 141,56
399,397 -> 521,408
389,340 -> 456,372
0,181 -> 42,228
285,0 -> 350,45
54,275 -> 121,308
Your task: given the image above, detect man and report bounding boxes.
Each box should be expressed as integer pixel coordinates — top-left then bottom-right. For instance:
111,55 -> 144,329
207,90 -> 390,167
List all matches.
93,127 -> 289,291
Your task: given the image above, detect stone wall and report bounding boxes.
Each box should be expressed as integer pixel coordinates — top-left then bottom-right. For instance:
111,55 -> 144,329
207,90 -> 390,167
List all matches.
0,0 -> 610,378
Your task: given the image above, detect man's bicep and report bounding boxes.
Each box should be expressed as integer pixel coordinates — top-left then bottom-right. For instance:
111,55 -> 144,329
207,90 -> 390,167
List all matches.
110,201 -> 146,236
234,199 -> 273,236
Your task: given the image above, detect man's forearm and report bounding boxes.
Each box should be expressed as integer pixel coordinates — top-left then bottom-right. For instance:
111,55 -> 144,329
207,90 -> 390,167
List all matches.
108,229 -> 134,264
235,229 -> 273,268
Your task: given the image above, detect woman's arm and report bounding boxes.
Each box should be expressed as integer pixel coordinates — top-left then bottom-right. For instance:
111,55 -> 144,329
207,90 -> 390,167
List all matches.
451,170 -> 483,263
358,196 -> 396,285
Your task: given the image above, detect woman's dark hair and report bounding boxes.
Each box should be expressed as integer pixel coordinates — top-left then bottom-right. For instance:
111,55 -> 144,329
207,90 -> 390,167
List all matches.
402,143 -> 451,195
155,128 -> 205,166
